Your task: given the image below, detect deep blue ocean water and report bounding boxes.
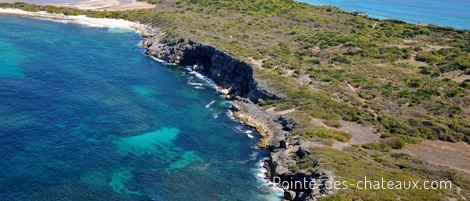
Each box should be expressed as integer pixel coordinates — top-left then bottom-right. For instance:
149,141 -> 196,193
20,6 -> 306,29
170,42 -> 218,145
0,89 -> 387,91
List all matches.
0,15 -> 282,200
298,0 -> 470,30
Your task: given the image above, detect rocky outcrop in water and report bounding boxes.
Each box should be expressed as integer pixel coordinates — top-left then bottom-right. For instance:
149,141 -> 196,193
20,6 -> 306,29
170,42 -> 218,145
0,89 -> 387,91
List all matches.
231,97 -> 287,147
269,144 -> 337,201
141,35 -> 335,201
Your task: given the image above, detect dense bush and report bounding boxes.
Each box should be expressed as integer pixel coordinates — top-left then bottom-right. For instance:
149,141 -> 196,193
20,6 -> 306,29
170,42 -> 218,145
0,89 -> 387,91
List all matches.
3,0 -> 467,144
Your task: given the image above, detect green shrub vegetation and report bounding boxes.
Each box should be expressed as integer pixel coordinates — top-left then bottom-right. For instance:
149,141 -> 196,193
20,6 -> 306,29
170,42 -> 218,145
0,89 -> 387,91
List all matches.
101,0 -> 468,144
362,137 -> 406,151
2,1 -> 469,199
308,147 -> 469,200
299,126 -> 352,142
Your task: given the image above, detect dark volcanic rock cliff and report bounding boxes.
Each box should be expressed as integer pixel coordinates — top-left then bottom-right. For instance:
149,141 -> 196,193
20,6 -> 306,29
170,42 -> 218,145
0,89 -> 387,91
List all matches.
141,36 -> 334,201
144,38 -> 277,103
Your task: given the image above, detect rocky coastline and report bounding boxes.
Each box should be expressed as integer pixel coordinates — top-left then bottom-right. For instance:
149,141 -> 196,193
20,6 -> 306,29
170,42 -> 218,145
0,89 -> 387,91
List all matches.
3,5 -> 469,201
142,34 -> 336,201
0,8 -> 337,199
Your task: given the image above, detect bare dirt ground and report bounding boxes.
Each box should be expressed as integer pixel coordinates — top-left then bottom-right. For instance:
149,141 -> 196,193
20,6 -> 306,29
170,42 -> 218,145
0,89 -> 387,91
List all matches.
310,118 -> 381,150
441,71 -> 470,82
247,57 -> 265,68
265,107 -> 296,116
396,140 -> 470,174
333,120 -> 381,149
453,74 -> 470,82
425,44 -> 452,51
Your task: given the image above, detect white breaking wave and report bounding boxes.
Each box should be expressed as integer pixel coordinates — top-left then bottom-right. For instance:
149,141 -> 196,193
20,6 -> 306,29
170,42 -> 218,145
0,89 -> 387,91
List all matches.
184,66 -> 217,89
235,125 -> 245,133
252,158 -> 284,201
205,100 -> 216,108
188,81 -> 205,86
187,78 -> 207,87
250,151 -> 259,160
245,130 -> 254,138
150,56 -> 177,66
32,17 -> 70,24
0,8 -> 139,30
226,110 -> 235,120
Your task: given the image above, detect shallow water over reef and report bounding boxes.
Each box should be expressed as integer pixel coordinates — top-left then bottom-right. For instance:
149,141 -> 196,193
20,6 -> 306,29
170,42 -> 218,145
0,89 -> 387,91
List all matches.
0,15 -> 282,200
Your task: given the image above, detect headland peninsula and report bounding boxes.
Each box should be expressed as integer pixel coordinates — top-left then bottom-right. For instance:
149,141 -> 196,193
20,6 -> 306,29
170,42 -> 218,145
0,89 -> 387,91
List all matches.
0,1 -> 469,200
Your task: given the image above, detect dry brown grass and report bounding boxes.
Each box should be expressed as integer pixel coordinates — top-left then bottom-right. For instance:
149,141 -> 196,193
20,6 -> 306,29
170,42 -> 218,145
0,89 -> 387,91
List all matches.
396,140 -> 470,174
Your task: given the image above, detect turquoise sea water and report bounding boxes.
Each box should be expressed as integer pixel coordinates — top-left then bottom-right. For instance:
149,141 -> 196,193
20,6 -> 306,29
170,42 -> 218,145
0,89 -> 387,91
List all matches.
0,15 -> 282,200
298,0 -> 470,30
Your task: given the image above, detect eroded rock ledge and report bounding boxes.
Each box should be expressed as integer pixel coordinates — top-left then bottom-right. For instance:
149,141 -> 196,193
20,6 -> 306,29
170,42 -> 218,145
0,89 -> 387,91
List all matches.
144,38 -> 277,102
142,36 -> 334,201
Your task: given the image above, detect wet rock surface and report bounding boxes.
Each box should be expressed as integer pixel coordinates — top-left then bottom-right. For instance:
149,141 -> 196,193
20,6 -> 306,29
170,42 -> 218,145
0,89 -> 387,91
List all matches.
142,35 -> 335,201
143,37 -> 277,102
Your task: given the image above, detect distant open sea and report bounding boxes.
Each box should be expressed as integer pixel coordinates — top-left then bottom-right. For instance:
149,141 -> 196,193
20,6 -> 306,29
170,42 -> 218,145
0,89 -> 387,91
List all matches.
0,15 -> 282,200
298,0 -> 470,30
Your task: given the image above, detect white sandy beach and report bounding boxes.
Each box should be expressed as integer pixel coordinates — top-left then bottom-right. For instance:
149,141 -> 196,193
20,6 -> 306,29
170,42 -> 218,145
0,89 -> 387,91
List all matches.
0,0 -> 155,11
0,8 -> 156,33
51,0 -> 155,11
